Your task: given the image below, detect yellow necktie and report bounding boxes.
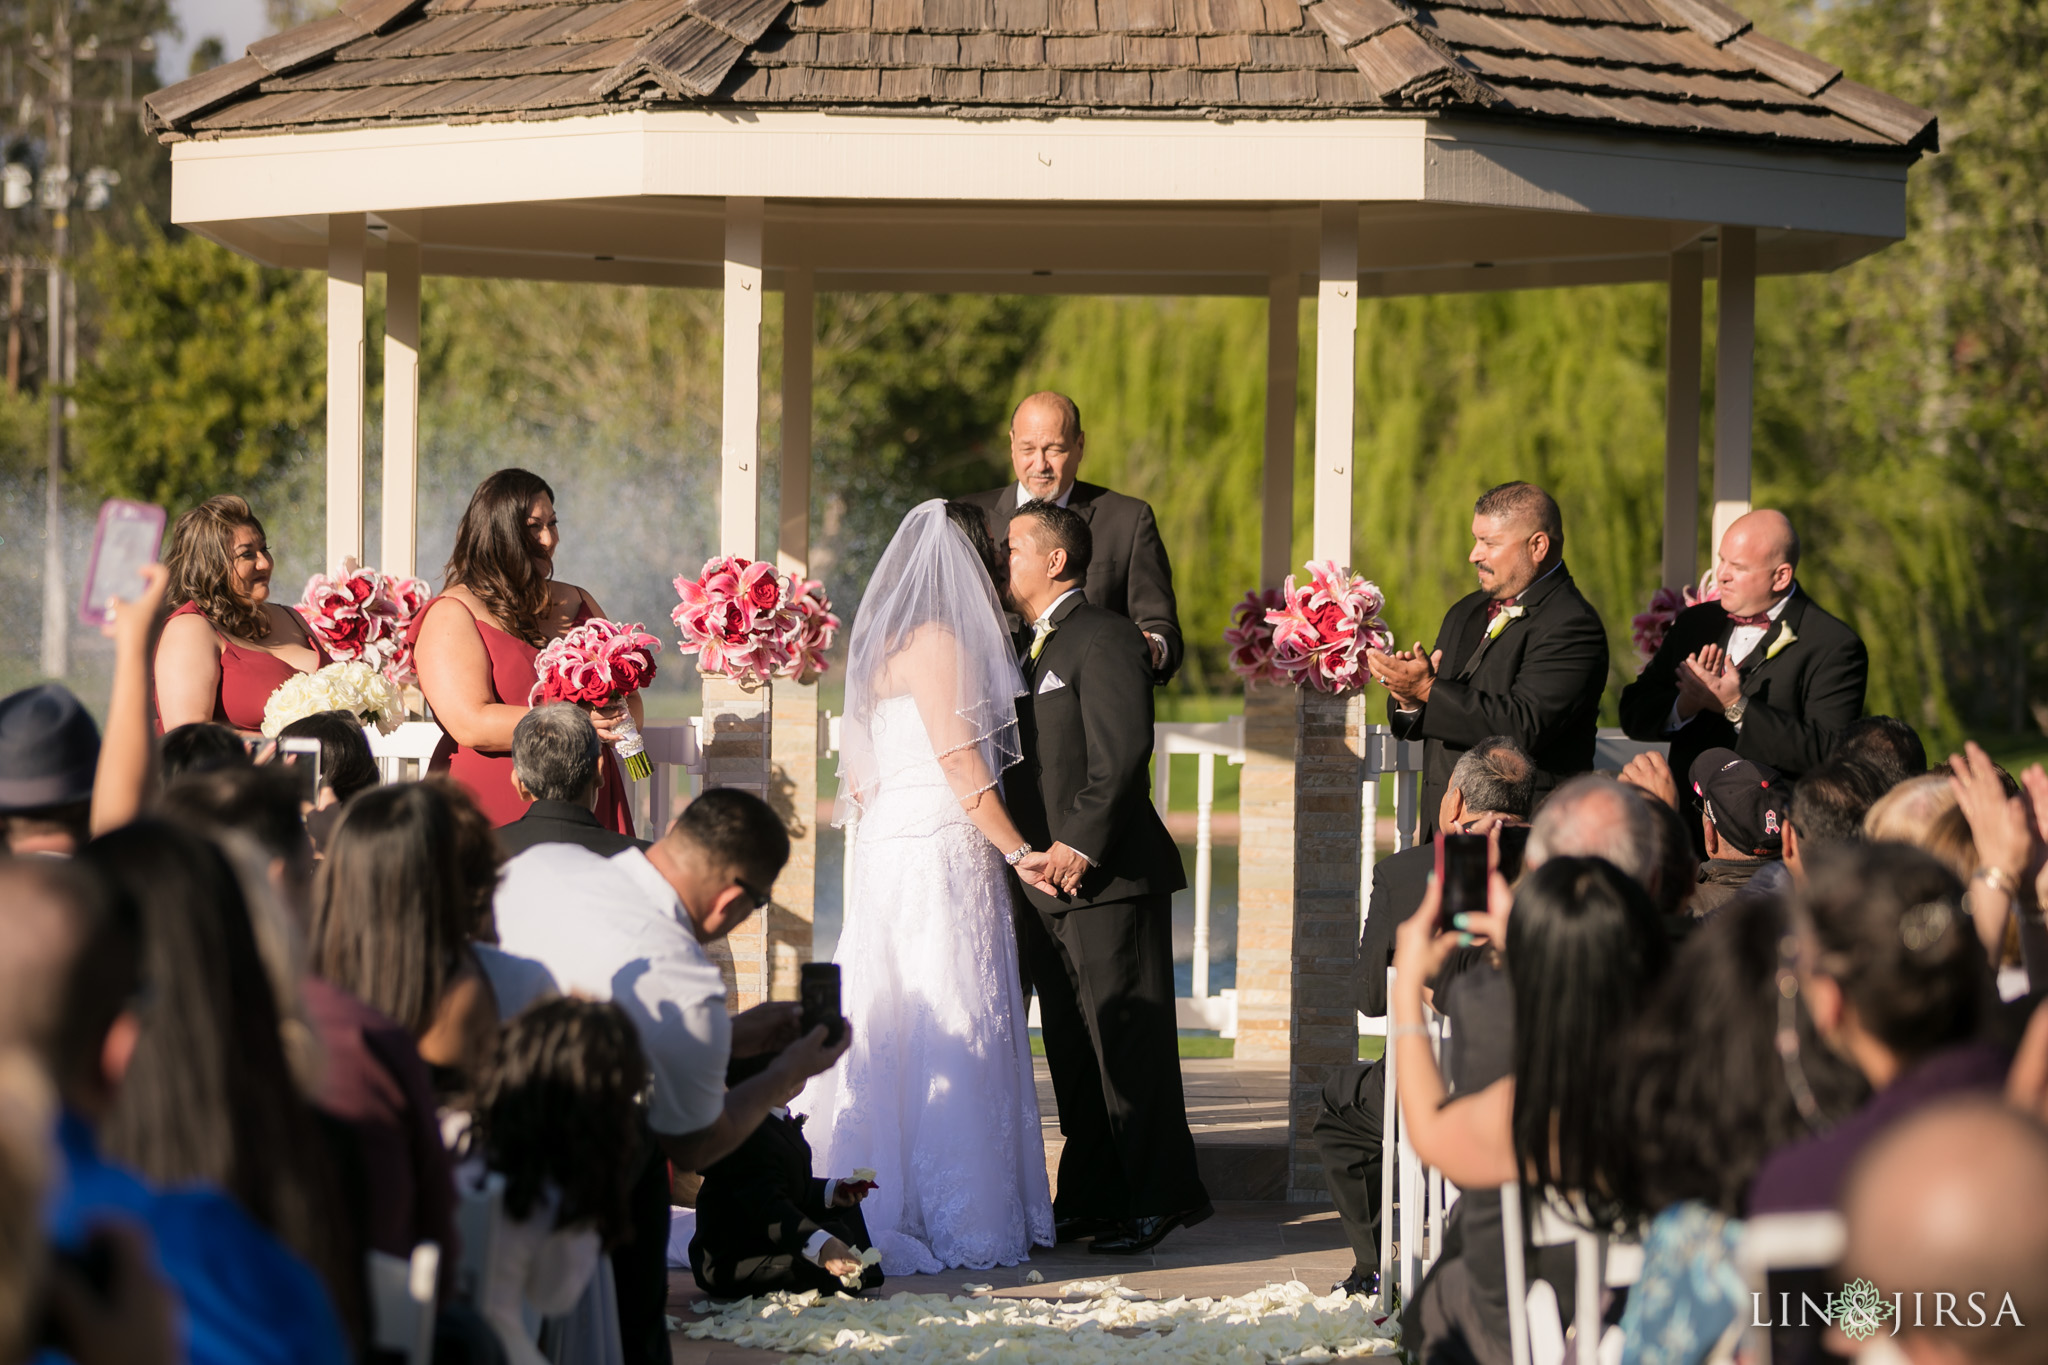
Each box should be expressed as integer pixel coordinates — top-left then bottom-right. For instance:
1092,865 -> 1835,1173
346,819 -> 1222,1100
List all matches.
1029,619 -> 1054,661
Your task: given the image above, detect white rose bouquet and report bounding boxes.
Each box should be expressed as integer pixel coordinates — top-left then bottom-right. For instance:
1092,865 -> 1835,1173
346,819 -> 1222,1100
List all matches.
261,661 -> 405,738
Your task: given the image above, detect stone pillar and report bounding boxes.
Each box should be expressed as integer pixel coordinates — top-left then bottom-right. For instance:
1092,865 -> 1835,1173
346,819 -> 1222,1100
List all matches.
325,212 -> 366,572
1289,689 -> 1368,1201
1235,683 -> 1299,1064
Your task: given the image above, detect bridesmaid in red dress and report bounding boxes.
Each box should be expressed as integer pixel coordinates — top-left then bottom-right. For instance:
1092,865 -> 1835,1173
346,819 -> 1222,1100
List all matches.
407,469 -> 637,833
155,495 -> 331,734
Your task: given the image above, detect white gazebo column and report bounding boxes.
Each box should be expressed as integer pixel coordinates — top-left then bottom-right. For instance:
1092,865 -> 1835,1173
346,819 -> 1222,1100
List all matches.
1238,268 -> 1302,1070
325,213 -> 366,572
381,232 -> 421,580
766,268 -> 818,1004
705,195 -> 770,1008
1711,226 -> 1757,553
1662,249 -> 1703,593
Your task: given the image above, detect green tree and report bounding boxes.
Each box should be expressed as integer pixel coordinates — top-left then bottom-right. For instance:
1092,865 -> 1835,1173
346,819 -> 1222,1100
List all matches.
69,217 -> 324,511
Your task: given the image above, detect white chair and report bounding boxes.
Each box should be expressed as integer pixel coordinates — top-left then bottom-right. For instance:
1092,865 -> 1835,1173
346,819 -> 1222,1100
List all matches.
1503,1186 -> 1640,1365
455,1171 -> 507,1307
1378,970 -> 1457,1306
369,1242 -> 440,1365
366,720 -> 448,785
1728,1211 -> 1846,1365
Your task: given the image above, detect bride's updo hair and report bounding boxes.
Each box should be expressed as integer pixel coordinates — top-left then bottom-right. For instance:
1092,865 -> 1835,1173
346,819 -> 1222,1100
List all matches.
944,501 -> 1006,596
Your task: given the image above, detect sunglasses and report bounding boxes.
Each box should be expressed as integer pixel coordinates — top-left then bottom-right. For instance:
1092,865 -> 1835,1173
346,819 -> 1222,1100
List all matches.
734,878 -> 771,912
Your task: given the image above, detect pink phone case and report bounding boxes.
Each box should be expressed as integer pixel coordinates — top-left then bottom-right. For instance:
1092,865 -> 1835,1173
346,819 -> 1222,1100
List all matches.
79,499 -> 167,627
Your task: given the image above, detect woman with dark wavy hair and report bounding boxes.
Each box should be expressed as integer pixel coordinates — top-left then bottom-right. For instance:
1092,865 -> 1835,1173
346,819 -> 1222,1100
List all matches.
406,469 -> 637,832
464,998 -> 649,1365
1389,854 -> 1672,1365
154,495 -> 329,733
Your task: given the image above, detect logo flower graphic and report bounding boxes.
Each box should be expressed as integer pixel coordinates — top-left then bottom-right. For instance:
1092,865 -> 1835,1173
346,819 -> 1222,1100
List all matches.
1834,1278 -> 1895,1342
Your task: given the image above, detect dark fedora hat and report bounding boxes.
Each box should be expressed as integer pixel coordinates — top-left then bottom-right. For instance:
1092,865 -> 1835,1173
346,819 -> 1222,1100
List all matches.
0,684 -> 102,812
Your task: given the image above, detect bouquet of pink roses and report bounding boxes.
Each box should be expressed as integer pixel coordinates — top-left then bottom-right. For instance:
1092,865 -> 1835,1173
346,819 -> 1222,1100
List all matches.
1264,560 -> 1395,695
298,560 -> 431,688
671,556 -> 839,690
1631,571 -> 1720,661
1224,587 -> 1290,687
530,619 -> 663,780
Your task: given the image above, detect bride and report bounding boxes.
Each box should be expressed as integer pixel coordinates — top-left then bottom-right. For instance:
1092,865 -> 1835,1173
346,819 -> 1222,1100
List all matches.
794,499 -> 1057,1274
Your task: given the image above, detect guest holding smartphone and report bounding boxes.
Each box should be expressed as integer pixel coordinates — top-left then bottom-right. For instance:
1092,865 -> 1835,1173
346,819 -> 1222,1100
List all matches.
154,496 -> 330,735
406,469 -> 637,833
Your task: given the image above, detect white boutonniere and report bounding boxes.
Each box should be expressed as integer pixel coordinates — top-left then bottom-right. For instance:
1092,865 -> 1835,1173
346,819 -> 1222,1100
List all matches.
1484,604 -> 1527,641
1765,623 -> 1797,661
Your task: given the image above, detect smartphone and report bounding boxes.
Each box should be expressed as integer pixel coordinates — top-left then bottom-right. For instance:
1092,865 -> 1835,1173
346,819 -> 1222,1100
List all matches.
277,737 -> 322,803
1435,832 -> 1490,930
78,499 -> 166,628
800,962 -> 845,1046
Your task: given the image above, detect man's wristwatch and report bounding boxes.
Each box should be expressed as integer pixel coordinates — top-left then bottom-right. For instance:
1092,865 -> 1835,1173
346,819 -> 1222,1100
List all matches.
1005,843 -> 1034,866
1723,696 -> 1749,725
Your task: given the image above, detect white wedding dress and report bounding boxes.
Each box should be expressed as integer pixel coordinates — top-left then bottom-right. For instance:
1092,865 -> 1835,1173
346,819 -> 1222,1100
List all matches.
793,694 -> 1054,1274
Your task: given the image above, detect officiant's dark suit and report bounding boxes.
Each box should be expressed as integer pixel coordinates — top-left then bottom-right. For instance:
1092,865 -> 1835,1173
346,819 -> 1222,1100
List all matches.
1004,505 -> 1208,1250
1390,564 -> 1609,840
962,480 -> 1184,684
1618,589 -> 1867,811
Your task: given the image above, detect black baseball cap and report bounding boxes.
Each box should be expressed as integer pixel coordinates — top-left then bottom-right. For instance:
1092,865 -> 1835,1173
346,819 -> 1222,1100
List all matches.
0,683 -> 102,812
1689,747 -> 1786,857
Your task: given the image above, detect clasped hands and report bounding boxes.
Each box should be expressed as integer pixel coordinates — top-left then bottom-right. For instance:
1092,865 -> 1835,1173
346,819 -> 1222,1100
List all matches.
1016,843 -> 1089,898
1674,644 -> 1743,719
1366,642 -> 1442,709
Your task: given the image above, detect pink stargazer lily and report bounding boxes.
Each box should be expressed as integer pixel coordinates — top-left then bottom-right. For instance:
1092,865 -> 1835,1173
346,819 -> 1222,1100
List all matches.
1259,559 -> 1394,695
672,555 -> 840,690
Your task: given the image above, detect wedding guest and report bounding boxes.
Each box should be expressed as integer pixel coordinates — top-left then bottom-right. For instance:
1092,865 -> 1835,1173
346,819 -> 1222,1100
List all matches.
1840,1099 -> 2048,1365
690,1050 -> 884,1300
278,710 -> 380,806
1749,842 -> 2001,1215
493,788 -> 849,1365
1835,713 -> 1927,788
1617,897 -> 1866,1365
1865,771 -> 1958,844
155,495 -> 329,734
427,774 -> 557,1030
1685,748 -> 1787,918
0,857 -> 350,1365
959,391 -> 1184,682
1780,754 -> 1888,888
497,704 -> 649,859
79,822 -> 364,1345
160,721 -> 248,780
1617,750 -> 1706,919
0,683 -> 99,856
407,469 -> 637,834
464,998 -> 649,1365
1391,857 -> 1671,1365
1526,772 -> 1659,892
1619,510 -> 1868,846
1315,736 -> 1536,1298
1368,482 -> 1609,838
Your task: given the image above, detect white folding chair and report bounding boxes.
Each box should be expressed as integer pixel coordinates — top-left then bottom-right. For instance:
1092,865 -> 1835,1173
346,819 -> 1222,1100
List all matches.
1729,1211 -> 1846,1365
455,1170 -> 507,1307
1503,1187 -> 1638,1365
1379,968 -> 1457,1307
368,1242 -> 440,1365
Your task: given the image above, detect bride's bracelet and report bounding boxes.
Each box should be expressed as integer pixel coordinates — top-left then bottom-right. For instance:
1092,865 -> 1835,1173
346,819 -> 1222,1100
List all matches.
1005,843 -> 1034,867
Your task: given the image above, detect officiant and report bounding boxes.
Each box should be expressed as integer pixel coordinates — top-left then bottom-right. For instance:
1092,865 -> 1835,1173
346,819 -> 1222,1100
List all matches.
1366,482 -> 1609,839
1619,508 -> 1868,841
962,391 -> 1184,684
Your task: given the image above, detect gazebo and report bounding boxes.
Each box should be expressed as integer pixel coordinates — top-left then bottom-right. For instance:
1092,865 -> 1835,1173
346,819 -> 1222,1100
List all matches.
146,0 -> 1933,1198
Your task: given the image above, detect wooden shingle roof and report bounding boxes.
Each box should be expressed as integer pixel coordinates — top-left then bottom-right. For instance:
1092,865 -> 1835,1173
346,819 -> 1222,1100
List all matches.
146,0 -> 1936,152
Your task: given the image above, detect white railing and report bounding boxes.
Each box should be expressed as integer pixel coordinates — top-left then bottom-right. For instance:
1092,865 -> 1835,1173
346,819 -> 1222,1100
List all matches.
1154,718 -> 1248,1033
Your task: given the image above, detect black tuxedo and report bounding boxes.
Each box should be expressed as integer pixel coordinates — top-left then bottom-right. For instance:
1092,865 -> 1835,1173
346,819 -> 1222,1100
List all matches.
496,798 -> 650,860
1390,565 -> 1609,838
1007,592 -> 1205,1222
1352,843 -> 1434,1018
1618,587 -> 1867,809
689,1108 -> 882,1299
963,480 -> 1184,683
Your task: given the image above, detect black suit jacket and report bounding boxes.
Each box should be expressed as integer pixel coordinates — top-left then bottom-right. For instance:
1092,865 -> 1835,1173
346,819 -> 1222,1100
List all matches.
963,480 -> 1184,684
1009,594 -> 1186,914
691,1108 -> 833,1264
1618,588 -> 1868,788
496,799 -> 650,860
1354,843 -> 1433,1017
1389,565 -> 1609,837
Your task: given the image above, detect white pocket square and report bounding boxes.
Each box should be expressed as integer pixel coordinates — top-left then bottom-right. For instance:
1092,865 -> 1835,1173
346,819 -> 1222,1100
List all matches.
1036,671 -> 1067,694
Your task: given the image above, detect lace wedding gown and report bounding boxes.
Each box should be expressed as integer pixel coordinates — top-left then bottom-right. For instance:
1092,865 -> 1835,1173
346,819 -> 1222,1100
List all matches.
793,694 -> 1054,1274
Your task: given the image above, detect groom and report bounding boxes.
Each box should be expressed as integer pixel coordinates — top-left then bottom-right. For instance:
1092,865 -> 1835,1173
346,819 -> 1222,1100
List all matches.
1002,499 -> 1212,1255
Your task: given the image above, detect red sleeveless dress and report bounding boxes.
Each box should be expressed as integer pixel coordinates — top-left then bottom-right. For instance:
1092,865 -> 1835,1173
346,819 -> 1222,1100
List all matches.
158,601 -> 331,733
405,596 -> 633,835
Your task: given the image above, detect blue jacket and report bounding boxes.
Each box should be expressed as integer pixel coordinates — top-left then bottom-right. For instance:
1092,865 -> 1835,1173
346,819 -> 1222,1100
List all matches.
46,1110 -> 349,1365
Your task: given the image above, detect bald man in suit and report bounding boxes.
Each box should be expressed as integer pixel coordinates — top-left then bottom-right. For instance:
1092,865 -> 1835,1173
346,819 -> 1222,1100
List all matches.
960,392 -> 1183,685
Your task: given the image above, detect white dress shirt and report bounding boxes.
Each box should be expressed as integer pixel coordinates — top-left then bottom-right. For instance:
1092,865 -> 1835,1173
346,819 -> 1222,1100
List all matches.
1666,588 -> 1794,732
493,844 -> 730,1138
1015,481 -> 1074,508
